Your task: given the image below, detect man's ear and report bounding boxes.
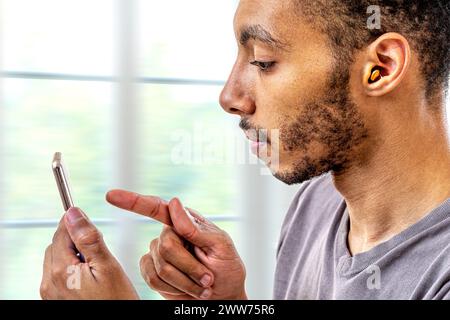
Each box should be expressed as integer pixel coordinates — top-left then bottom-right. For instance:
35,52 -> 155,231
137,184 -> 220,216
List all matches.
362,32 -> 411,97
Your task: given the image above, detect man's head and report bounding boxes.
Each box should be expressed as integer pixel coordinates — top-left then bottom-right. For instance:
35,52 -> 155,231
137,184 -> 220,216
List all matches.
219,0 -> 450,185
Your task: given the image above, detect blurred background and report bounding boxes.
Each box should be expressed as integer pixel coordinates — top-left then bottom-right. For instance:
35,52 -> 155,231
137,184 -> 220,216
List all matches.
0,0 -> 299,299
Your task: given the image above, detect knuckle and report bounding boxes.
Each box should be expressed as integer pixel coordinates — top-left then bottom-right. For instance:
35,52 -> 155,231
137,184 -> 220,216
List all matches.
139,254 -> 148,266
139,254 -> 151,271
218,228 -> 231,241
181,228 -> 198,242
148,197 -> 163,219
158,239 -> 175,258
51,265 -> 66,279
161,225 -> 174,237
157,262 -> 172,279
149,238 -> 159,252
77,229 -> 103,247
140,254 -> 158,289
218,231 -> 234,246
148,273 -> 160,289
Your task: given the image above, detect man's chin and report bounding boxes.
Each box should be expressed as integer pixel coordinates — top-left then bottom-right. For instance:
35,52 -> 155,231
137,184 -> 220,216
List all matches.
270,161 -> 331,185
272,170 -> 302,185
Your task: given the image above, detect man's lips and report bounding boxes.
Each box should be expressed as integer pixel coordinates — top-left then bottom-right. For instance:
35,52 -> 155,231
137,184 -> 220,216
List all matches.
244,130 -> 270,156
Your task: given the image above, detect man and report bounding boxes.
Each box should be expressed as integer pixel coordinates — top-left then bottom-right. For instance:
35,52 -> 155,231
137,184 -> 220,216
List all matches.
41,0 -> 450,299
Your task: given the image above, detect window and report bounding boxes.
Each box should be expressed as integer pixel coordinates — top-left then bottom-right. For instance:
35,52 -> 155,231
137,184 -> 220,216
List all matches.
0,0 -> 251,300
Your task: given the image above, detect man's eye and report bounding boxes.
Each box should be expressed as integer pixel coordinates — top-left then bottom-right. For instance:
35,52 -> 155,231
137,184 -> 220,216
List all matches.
250,60 -> 276,72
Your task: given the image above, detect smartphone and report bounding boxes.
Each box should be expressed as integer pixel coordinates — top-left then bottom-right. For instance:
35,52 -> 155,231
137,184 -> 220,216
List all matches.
52,152 -> 84,261
52,152 -> 74,211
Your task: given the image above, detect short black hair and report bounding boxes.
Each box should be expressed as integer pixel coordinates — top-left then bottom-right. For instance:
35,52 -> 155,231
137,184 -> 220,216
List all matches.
296,0 -> 450,98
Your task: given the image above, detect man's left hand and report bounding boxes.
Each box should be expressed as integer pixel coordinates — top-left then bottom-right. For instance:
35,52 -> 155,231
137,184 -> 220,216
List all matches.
40,207 -> 139,300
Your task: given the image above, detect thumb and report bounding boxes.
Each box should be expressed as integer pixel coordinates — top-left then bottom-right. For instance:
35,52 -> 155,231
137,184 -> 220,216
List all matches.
168,198 -> 217,248
64,207 -> 112,265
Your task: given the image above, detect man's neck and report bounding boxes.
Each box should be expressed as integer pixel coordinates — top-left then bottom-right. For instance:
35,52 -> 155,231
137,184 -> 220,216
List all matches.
332,110 -> 450,255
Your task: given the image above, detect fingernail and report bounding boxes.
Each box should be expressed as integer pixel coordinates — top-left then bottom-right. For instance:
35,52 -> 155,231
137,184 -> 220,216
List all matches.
200,289 -> 211,299
66,207 -> 84,225
200,274 -> 212,287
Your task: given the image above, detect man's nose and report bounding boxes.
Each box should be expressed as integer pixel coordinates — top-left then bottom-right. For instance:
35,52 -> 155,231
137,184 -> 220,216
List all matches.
219,69 -> 256,116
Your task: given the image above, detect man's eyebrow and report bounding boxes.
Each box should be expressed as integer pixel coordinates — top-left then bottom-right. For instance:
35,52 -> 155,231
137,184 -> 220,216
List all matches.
239,24 -> 288,50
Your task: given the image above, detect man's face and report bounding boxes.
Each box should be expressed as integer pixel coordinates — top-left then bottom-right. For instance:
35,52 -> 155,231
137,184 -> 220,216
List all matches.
220,0 -> 368,184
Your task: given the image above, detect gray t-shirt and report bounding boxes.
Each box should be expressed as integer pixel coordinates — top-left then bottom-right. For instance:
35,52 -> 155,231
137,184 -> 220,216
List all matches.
274,173 -> 450,300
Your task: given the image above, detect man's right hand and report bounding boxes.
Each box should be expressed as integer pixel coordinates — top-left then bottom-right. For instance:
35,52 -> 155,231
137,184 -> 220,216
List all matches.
106,190 -> 247,300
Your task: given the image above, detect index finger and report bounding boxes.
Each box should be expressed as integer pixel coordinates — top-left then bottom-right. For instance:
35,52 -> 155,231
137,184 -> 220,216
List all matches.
106,189 -> 173,225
